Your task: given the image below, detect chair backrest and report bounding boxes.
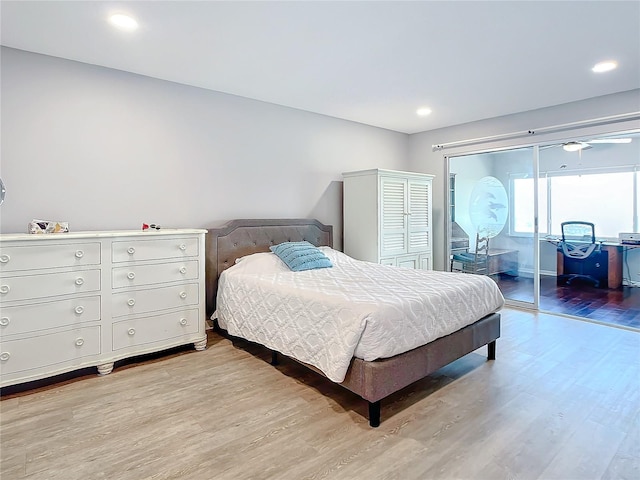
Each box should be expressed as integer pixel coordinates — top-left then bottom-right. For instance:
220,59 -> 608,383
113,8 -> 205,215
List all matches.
560,221 -> 597,260
475,234 -> 490,255
473,234 -> 490,273
561,221 -> 595,243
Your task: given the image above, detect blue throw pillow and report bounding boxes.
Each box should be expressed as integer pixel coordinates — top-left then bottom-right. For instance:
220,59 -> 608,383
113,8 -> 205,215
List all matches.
269,241 -> 333,272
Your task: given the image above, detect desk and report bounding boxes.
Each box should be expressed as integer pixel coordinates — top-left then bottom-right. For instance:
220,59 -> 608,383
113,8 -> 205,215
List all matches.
450,248 -> 518,276
487,249 -> 519,276
555,243 -> 623,289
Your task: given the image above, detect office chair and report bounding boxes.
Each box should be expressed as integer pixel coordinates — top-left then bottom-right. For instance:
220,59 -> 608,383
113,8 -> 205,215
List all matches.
451,233 -> 490,275
557,221 -> 603,288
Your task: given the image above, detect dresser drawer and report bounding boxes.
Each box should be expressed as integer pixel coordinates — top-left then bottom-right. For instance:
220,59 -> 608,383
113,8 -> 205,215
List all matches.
0,269 -> 101,303
112,237 -> 199,263
0,242 -> 100,272
111,282 -> 199,318
0,326 -> 101,375
112,260 -> 199,288
112,308 -> 200,351
0,296 -> 100,336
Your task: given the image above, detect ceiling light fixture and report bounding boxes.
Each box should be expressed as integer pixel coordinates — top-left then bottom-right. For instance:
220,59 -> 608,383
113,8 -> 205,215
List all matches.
563,141 -> 585,152
592,60 -> 617,73
109,13 -> 138,31
416,107 -> 432,117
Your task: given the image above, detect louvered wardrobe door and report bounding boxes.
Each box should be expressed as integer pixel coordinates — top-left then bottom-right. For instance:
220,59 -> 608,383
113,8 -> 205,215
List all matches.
380,177 -> 408,258
407,180 -> 431,254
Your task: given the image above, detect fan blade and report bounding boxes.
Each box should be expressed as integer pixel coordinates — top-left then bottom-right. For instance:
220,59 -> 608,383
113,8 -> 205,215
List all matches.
587,138 -> 632,144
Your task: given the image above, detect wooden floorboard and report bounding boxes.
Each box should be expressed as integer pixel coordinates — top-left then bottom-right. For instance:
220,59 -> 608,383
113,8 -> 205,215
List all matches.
1,308 -> 639,480
495,275 -> 640,330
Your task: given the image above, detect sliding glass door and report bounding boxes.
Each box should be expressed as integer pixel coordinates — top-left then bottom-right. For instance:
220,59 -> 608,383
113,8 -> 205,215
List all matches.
535,132 -> 640,322
449,147 -> 539,308
448,130 -> 640,320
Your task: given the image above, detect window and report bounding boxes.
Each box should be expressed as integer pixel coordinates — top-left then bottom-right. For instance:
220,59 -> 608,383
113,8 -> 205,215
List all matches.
512,168 -> 637,239
513,177 -> 548,234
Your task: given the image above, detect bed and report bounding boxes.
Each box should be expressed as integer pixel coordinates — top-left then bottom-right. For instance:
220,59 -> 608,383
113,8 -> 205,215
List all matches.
206,218 -> 504,427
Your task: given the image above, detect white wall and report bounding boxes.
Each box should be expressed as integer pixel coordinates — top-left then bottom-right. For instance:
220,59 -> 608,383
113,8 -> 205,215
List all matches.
408,89 -> 640,271
0,47 -> 409,249
2,47 -> 639,271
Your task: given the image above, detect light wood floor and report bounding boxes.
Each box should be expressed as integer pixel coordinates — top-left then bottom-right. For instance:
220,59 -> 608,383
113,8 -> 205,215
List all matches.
1,308 -> 639,480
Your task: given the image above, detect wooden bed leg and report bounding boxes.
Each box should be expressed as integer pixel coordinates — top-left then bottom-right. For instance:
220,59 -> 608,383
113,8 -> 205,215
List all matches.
271,350 -> 279,366
368,401 -> 381,428
488,340 -> 496,360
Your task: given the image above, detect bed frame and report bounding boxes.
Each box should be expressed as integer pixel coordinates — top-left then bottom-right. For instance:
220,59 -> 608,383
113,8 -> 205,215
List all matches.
206,218 -> 501,427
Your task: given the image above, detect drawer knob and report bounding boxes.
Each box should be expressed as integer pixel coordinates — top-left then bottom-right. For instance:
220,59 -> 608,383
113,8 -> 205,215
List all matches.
0,254 -> 10,263
179,244 -> 187,251
128,328 -> 136,336
0,317 -> 9,326
0,352 -> 10,362
179,267 -> 187,274
75,250 -> 84,258
75,277 -> 84,286
179,318 -> 188,326
74,306 -> 85,315
127,247 -> 136,255
0,285 -> 10,294
179,291 -> 187,299
127,272 -> 136,280
75,338 -> 85,347
127,299 -> 136,307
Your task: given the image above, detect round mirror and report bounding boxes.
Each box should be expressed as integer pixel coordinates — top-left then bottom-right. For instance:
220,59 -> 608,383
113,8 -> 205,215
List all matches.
0,178 -> 5,205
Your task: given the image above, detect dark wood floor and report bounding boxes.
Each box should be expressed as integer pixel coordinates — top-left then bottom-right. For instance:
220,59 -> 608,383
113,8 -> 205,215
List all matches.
494,274 -> 640,330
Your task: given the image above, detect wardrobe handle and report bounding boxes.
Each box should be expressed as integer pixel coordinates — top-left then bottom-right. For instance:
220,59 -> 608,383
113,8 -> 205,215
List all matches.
74,306 -> 85,315
0,352 -> 10,361
0,254 -> 10,263
127,247 -> 136,255
0,285 -> 10,294
179,267 -> 187,274
0,317 -> 9,326
127,272 -> 136,280
179,318 -> 188,326
75,338 -> 85,347
75,277 -> 84,286
128,328 -> 136,336
75,250 -> 84,258
127,299 -> 136,307
179,291 -> 187,299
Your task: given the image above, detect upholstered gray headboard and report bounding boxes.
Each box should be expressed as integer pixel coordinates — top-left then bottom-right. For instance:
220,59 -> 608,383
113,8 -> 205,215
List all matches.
205,219 -> 334,316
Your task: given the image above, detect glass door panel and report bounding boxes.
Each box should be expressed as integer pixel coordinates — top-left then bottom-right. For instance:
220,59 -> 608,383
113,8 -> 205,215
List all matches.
537,132 -> 640,325
449,147 -> 538,307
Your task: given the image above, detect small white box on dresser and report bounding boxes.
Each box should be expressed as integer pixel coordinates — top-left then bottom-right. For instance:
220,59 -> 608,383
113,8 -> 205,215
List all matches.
0,229 -> 207,388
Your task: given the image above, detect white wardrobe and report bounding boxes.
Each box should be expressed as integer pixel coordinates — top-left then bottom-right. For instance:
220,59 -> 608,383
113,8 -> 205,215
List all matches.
343,169 -> 435,269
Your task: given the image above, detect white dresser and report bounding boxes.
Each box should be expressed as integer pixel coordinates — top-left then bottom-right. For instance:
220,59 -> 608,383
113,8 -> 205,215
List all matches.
0,229 -> 207,388
343,169 -> 435,269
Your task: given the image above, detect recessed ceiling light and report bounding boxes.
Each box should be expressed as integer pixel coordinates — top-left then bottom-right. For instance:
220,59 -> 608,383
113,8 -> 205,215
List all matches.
592,60 -> 617,73
109,13 -> 138,31
416,107 -> 432,117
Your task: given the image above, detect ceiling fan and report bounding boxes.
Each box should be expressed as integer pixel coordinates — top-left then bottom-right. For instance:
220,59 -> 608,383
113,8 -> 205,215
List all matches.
541,137 -> 633,152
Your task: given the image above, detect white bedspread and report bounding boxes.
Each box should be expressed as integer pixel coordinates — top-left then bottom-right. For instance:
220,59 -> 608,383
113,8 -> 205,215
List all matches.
216,247 -> 504,383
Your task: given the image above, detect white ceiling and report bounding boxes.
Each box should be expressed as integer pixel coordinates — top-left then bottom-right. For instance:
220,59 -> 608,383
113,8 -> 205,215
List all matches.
1,1 -> 639,134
